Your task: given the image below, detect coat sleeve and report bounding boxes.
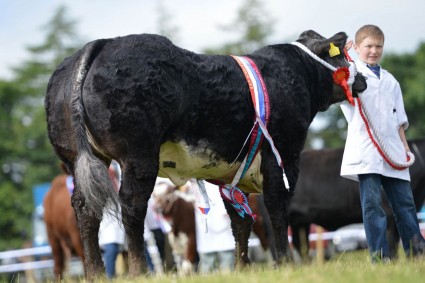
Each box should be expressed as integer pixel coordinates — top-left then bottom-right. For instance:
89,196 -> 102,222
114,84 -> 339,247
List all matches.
394,82 -> 409,130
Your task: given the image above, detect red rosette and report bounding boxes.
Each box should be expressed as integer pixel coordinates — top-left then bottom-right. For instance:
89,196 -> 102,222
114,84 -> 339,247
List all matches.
333,67 -> 350,84
231,187 -> 247,205
333,67 -> 355,106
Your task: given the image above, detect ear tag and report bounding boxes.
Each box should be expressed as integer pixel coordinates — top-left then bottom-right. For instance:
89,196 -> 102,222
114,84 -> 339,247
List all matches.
329,43 -> 340,57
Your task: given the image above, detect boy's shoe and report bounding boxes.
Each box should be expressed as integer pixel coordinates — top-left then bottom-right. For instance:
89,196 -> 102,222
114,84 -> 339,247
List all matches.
411,234 -> 425,256
371,251 -> 391,264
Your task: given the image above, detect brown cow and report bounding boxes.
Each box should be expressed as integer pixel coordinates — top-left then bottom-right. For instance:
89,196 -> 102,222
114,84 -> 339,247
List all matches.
154,185 -> 197,275
43,173 -> 85,280
153,181 -> 271,274
44,163 -> 122,280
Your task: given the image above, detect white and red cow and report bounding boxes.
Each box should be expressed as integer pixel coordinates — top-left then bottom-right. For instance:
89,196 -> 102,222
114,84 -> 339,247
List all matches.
45,30 -> 366,279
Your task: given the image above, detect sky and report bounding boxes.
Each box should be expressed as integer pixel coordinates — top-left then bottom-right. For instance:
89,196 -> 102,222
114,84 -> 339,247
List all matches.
1,0 -> 425,80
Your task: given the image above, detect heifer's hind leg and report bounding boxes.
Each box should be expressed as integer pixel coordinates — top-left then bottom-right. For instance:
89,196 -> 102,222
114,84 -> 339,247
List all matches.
120,161 -> 157,277
71,181 -> 104,279
222,196 -> 254,268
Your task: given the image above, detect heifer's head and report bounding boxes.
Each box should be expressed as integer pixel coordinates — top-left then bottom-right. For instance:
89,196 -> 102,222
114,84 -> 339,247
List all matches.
294,30 -> 367,108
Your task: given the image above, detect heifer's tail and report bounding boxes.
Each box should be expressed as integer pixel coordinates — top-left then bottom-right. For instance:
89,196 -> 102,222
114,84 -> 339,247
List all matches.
70,39 -> 119,219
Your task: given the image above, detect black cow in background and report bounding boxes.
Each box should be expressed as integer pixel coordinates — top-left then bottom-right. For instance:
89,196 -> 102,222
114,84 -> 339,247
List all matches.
289,138 -> 425,260
45,30 -> 367,279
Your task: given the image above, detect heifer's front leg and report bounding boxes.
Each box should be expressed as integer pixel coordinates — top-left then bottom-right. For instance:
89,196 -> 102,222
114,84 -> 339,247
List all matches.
222,195 -> 254,268
263,186 -> 293,265
120,164 -> 156,277
71,182 -> 104,280
262,156 -> 297,265
262,147 -> 299,266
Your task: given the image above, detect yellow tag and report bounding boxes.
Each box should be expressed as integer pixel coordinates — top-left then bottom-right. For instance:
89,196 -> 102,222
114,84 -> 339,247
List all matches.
329,43 -> 340,57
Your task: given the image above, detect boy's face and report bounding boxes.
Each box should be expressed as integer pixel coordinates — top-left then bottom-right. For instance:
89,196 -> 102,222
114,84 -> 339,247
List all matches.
354,36 -> 384,66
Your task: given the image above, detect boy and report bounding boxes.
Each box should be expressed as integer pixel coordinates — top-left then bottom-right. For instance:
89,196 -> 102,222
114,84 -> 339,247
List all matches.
340,24 -> 425,262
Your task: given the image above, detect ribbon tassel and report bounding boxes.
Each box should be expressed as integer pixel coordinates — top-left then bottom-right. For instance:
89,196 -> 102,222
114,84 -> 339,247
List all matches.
192,179 -> 210,233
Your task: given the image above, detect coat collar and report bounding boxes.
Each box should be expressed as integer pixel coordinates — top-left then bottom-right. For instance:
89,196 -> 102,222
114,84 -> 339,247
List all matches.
355,59 -> 381,79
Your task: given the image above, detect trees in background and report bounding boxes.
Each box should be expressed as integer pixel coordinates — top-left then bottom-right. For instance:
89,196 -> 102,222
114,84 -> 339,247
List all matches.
203,0 -> 273,55
0,6 -> 82,250
156,0 -> 179,42
0,3 -> 180,251
0,81 -> 31,249
383,43 -> 425,139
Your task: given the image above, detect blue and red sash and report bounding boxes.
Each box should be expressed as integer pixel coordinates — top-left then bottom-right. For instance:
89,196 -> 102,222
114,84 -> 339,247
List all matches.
230,55 -> 270,184
218,55 -> 289,220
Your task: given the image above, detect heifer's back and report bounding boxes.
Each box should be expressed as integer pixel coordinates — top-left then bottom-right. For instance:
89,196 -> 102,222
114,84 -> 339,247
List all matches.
44,174 -> 84,279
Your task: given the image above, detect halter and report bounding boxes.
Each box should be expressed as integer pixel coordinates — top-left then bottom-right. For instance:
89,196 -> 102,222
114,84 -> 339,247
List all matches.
291,41 -> 357,106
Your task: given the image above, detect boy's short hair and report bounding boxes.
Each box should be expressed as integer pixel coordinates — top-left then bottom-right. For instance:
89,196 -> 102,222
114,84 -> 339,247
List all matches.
355,24 -> 385,44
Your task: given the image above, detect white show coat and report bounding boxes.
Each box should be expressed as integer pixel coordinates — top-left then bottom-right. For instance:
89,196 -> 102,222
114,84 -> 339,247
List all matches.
98,204 -> 126,247
340,60 -> 410,182
98,161 -> 126,248
194,182 -> 235,254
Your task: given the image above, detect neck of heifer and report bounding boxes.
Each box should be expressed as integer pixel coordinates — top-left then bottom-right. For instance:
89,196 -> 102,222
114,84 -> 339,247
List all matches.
236,31 -> 354,168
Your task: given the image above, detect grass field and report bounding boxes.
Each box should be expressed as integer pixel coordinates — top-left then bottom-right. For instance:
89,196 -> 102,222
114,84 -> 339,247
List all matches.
79,250 -> 425,283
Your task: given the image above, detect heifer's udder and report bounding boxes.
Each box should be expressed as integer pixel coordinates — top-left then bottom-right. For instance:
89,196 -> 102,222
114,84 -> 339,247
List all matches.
158,141 -> 263,193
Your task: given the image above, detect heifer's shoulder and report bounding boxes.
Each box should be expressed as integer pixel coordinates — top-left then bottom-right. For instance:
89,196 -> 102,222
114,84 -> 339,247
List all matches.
118,33 -> 175,49
248,44 -> 310,92
246,45 -> 317,149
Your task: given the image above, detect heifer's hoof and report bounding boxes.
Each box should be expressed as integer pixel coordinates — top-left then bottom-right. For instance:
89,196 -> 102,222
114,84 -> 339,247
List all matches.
85,262 -> 105,281
179,260 -> 194,276
235,256 -> 251,271
273,253 -> 294,268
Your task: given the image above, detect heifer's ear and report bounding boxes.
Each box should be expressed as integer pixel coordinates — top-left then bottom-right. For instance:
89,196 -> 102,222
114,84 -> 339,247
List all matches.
314,32 -> 348,57
327,32 -> 348,51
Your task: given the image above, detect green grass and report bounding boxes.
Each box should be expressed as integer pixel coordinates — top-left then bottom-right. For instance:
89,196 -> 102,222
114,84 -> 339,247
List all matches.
82,250 -> 425,283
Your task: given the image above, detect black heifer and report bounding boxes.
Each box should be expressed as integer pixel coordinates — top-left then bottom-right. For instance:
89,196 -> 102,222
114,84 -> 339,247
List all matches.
45,30 -> 366,279
290,138 -> 425,259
